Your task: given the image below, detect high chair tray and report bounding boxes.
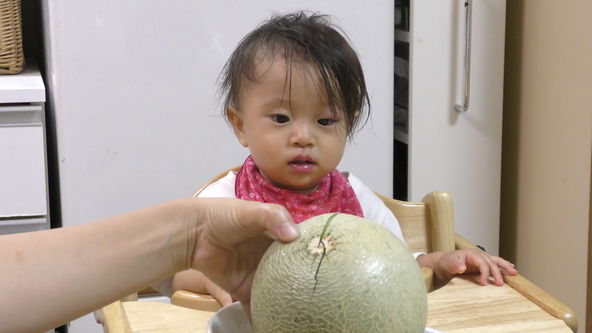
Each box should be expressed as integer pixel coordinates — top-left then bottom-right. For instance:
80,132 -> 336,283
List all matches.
207,302 -> 443,333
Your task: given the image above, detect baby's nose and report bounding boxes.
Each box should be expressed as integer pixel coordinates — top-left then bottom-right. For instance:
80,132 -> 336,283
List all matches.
290,122 -> 314,146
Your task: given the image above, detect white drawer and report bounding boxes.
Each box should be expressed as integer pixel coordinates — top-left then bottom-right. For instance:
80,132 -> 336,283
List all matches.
0,105 -> 48,220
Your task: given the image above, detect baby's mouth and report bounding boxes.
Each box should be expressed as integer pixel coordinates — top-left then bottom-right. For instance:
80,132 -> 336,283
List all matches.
289,160 -> 314,165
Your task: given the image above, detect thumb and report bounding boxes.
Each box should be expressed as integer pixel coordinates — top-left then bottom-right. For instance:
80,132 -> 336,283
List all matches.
455,262 -> 467,274
449,254 -> 467,274
202,198 -> 299,245
253,202 -> 300,243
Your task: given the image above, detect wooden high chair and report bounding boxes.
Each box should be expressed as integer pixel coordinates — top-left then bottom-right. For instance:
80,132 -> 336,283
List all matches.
170,167 -> 578,332
171,167 -> 441,310
97,167 -> 578,332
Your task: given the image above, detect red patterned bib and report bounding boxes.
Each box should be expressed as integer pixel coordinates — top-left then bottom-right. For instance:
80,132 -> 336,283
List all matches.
235,156 -> 363,223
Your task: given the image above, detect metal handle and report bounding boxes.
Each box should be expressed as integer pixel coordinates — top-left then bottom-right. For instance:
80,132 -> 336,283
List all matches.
0,214 -> 46,220
0,104 -> 43,126
0,105 -> 43,113
455,0 -> 473,112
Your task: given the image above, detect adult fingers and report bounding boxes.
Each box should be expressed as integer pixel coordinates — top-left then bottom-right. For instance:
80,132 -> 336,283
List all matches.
200,198 -> 298,247
232,271 -> 256,316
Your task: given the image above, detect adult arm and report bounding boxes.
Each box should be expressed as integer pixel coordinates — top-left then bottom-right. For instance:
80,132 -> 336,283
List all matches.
159,171 -> 238,304
0,198 -> 297,333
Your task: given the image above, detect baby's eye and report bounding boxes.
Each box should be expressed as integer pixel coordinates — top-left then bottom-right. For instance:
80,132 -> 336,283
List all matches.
317,118 -> 337,126
271,114 -> 290,123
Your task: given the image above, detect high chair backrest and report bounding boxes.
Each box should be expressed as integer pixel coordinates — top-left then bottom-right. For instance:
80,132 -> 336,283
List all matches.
375,192 -> 456,253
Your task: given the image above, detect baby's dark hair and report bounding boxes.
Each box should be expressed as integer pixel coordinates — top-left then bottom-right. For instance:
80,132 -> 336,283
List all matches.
219,11 -> 370,138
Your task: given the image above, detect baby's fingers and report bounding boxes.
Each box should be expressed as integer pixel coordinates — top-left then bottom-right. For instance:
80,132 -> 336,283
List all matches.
209,284 -> 233,307
475,255 -> 493,286
478,252 -> 505,286
487,259 -> 504,286
492,256 -> 518,275
466,249 -> 500,286
205,279 -> 234,307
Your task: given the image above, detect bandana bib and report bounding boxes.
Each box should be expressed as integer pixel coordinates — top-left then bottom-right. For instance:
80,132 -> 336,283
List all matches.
235,156 -> 363,223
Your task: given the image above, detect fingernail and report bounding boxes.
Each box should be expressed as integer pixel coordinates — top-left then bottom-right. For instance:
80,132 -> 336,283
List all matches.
278,223 -> 298,240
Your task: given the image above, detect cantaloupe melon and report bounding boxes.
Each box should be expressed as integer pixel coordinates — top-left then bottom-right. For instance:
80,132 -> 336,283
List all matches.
251,213 -> 427,333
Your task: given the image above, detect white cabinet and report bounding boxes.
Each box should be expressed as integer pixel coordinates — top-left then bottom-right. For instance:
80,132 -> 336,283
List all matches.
0,66 -> 49,234
395,0 -> 506,254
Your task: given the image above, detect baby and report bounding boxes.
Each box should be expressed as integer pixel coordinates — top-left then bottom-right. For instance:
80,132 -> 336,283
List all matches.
164,11 -> 517,306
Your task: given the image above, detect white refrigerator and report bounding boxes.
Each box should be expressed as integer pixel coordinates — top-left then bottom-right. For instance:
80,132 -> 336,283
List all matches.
41,1 -> 394,331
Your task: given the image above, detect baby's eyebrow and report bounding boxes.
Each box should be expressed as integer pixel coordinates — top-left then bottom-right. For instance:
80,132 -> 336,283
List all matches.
259,97 -> 289,108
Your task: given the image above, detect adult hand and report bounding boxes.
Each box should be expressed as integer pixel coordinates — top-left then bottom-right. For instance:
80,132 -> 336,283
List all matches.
189,198 -> 299,313
0,197 -> 297,333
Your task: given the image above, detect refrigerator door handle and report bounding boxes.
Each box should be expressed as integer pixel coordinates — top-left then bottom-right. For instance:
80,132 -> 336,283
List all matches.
455,0 -> 472,113
0,214 -> 46,220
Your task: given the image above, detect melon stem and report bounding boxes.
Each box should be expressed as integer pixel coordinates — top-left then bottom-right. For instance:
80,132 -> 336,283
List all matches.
313,213 -> 339,293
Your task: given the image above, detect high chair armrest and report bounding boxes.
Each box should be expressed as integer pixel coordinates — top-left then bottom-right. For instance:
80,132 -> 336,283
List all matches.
454,233 -> 577,332
171,268 -> 435,314
504,274 -> 577,332
171,290 -> 222,312
421,266 -> 434,292
454,233 -> 477,251
95,301 -> 129,332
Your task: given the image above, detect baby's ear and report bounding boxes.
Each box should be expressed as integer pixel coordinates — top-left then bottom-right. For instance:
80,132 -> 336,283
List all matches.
227,107 -> 249,147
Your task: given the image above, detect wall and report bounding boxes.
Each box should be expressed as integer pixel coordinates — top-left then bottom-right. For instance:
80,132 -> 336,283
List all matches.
501,1 -> 592,331
588,159 -> 592,331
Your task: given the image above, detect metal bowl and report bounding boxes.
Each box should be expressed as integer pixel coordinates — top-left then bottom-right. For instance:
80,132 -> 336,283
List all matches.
207,302 -> 253,333
207,302 -> 444,333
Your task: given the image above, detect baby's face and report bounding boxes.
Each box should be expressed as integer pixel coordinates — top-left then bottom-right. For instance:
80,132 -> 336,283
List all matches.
228,57 -> 347,193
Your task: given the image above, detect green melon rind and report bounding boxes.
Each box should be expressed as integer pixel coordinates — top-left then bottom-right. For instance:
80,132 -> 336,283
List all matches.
251,213 -> 427,333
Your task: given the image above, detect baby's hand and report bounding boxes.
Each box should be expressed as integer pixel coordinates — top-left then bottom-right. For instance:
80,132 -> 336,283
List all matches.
432,249 -> 518,286
205,278 -> 235,307
171,269 -> 236,307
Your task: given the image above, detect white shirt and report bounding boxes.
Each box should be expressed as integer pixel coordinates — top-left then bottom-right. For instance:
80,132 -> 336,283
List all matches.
197,171 -> 407,246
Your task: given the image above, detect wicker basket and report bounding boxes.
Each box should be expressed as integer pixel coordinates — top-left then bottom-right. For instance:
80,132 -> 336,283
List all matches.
0,0 -> 24,74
